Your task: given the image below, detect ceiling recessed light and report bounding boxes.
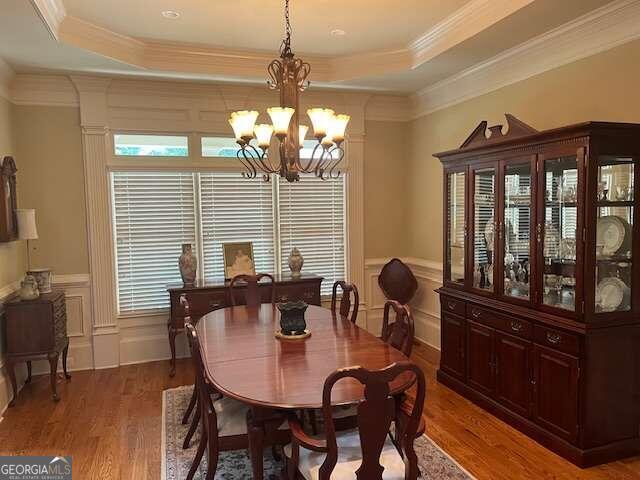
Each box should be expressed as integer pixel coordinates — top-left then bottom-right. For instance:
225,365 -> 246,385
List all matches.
331,29 -> 346,37
162,10 -> 181,19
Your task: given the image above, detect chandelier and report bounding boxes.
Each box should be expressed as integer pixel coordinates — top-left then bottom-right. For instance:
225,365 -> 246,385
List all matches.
228,0 -> 350,182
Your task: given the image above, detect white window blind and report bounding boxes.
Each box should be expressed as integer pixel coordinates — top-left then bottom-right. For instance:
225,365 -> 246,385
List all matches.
200,172 -> 275,278
278,174 -> 346,295
112,172 -> 196,312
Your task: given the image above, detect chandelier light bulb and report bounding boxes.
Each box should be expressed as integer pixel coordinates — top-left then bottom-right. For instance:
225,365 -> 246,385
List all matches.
327,114 -> 350,143
254,124 -> 274,149
229,110 -> 259,141
299,124 -> 309,146
307,108 -> 335,139
267,107 -> 295,137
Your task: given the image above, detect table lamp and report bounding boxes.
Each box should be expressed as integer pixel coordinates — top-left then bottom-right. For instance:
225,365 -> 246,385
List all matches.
16,209 -> 38,270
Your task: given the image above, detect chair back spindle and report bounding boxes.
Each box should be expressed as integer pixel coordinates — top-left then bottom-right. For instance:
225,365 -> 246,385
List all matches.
229,273 -> 275,307
319,362 -> 425,480
331,281 -> 359,324
382,300 -> 415,357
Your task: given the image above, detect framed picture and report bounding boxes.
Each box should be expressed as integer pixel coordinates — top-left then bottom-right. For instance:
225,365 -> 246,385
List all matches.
223,242 -> 256,279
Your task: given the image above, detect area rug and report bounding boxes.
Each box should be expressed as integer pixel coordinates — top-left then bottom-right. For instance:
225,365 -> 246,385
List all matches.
162,385 -> 475,480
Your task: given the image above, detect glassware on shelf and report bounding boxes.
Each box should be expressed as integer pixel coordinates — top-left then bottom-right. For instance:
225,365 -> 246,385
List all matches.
446,171 -> 466,285
503,162 -> 532,300
594,156 -> 634,313
542,156 -> 578,311
474,167 -> 495,291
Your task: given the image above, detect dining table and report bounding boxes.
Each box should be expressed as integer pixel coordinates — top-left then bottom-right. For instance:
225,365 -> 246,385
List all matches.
196,303 -> 413,479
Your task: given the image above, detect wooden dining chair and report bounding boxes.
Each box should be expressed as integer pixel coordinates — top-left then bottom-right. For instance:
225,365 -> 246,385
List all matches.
229,273 -> 275,307
382,300 -> 416,357
285,361 -> 426,480
331,281 -> 359,324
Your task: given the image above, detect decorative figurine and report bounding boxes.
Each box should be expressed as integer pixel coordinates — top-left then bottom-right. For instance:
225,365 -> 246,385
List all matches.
288,247 -> 304,276
19,274 -> 40,300
27,268 -> 52,293
178,243 -> 197,286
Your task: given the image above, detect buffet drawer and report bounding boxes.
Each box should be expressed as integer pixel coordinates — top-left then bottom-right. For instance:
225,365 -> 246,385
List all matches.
467,304 -> 532,340
441,295 -> 466,317
534,325 -> 580,356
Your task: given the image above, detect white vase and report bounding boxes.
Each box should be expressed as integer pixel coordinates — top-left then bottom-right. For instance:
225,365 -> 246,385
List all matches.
288,247 -> 304,277
179,243 -> 197,285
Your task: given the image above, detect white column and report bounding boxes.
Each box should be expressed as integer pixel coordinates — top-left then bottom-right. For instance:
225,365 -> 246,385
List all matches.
72,76 -> 120,368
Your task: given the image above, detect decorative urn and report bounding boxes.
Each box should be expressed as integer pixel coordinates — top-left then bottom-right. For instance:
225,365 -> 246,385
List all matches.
19,274 -> 40,300
277,301 -> 308,335
179,243 -> 197,286
288,247 -> 304,276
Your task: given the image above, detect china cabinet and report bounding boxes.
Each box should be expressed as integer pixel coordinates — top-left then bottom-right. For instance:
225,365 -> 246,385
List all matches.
436,115 -> 640,467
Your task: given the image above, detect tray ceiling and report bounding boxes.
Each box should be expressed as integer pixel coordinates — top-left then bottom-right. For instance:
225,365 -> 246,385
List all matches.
0,0 -> 619,93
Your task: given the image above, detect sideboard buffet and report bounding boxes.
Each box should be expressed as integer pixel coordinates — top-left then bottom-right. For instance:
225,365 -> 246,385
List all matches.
435,115 -> 639,467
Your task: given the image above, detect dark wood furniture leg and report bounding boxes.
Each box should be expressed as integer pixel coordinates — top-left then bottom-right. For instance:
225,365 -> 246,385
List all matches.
62,344 -> 71,380
6,358 -> 18,407
25,360 -> 32,384
183,395 -> 200,449
48,352 -> 60,402
168,324 -> 177,377
182,384 -> 197,424
247,407 -> 266,480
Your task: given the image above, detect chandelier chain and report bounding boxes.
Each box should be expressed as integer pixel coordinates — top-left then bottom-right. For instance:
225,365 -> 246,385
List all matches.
281,0 -> 293,57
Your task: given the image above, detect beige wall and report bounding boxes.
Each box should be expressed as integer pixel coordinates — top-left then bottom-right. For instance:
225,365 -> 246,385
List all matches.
364,120 -> 409,258
407,38 -> 640,263
0,97 -> 25,288
12,105 -> 89,275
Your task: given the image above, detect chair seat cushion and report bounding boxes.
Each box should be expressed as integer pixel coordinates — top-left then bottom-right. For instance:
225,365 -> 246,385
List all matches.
214,395 -> 249,437
284,428 -> 405,480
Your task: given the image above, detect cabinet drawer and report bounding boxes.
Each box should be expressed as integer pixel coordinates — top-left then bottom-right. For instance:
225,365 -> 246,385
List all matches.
534,325 -> 580,356
179,291 -> 229,318
441,295 -> 466,317
467,304 -> 532,340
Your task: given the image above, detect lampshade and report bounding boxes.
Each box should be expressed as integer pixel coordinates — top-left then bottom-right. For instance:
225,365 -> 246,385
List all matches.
229,110 -> 259,140
17,209 -> 38,240
327,114 -> 350,143
267,107 -> 295,136
254,124 -> 274,148
307,108 -> 335,138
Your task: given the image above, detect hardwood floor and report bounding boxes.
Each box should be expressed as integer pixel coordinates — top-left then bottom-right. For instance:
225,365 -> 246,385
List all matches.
0,349 -> 638,479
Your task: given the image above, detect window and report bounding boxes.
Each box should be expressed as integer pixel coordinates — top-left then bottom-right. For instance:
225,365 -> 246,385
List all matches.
114,134 -> 189,157
201,137 -> 241,157
278,175 -> 345,295
111,170 -> 347,313
200,172 -> 275,278
112,172 -> 196,312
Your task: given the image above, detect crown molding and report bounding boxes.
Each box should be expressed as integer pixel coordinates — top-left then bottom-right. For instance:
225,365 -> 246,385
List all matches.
0,58 -> 14,101
42,0 -> 529,85
29,0 -> 66,41
411,0 -> 640,118
409,0 -> 533,66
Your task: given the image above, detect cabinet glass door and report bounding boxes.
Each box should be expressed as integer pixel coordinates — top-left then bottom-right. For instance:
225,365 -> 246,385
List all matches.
594,156 -> 634,313
446,171 -> 466,285
472,167 -> 496,292
542,156 -> 578,311
503,162 -> 532,300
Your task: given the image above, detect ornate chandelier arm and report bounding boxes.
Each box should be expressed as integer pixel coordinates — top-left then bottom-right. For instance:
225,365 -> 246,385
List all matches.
324,145 -> 345,179
237,149 -> 258,179
245,144 -> 279,175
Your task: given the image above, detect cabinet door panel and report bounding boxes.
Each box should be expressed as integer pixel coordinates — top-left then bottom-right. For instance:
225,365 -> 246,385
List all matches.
440,313 -> 466,380
467,320 -> 495,396
495,332 -> 532,418
532,345 -> 579,443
